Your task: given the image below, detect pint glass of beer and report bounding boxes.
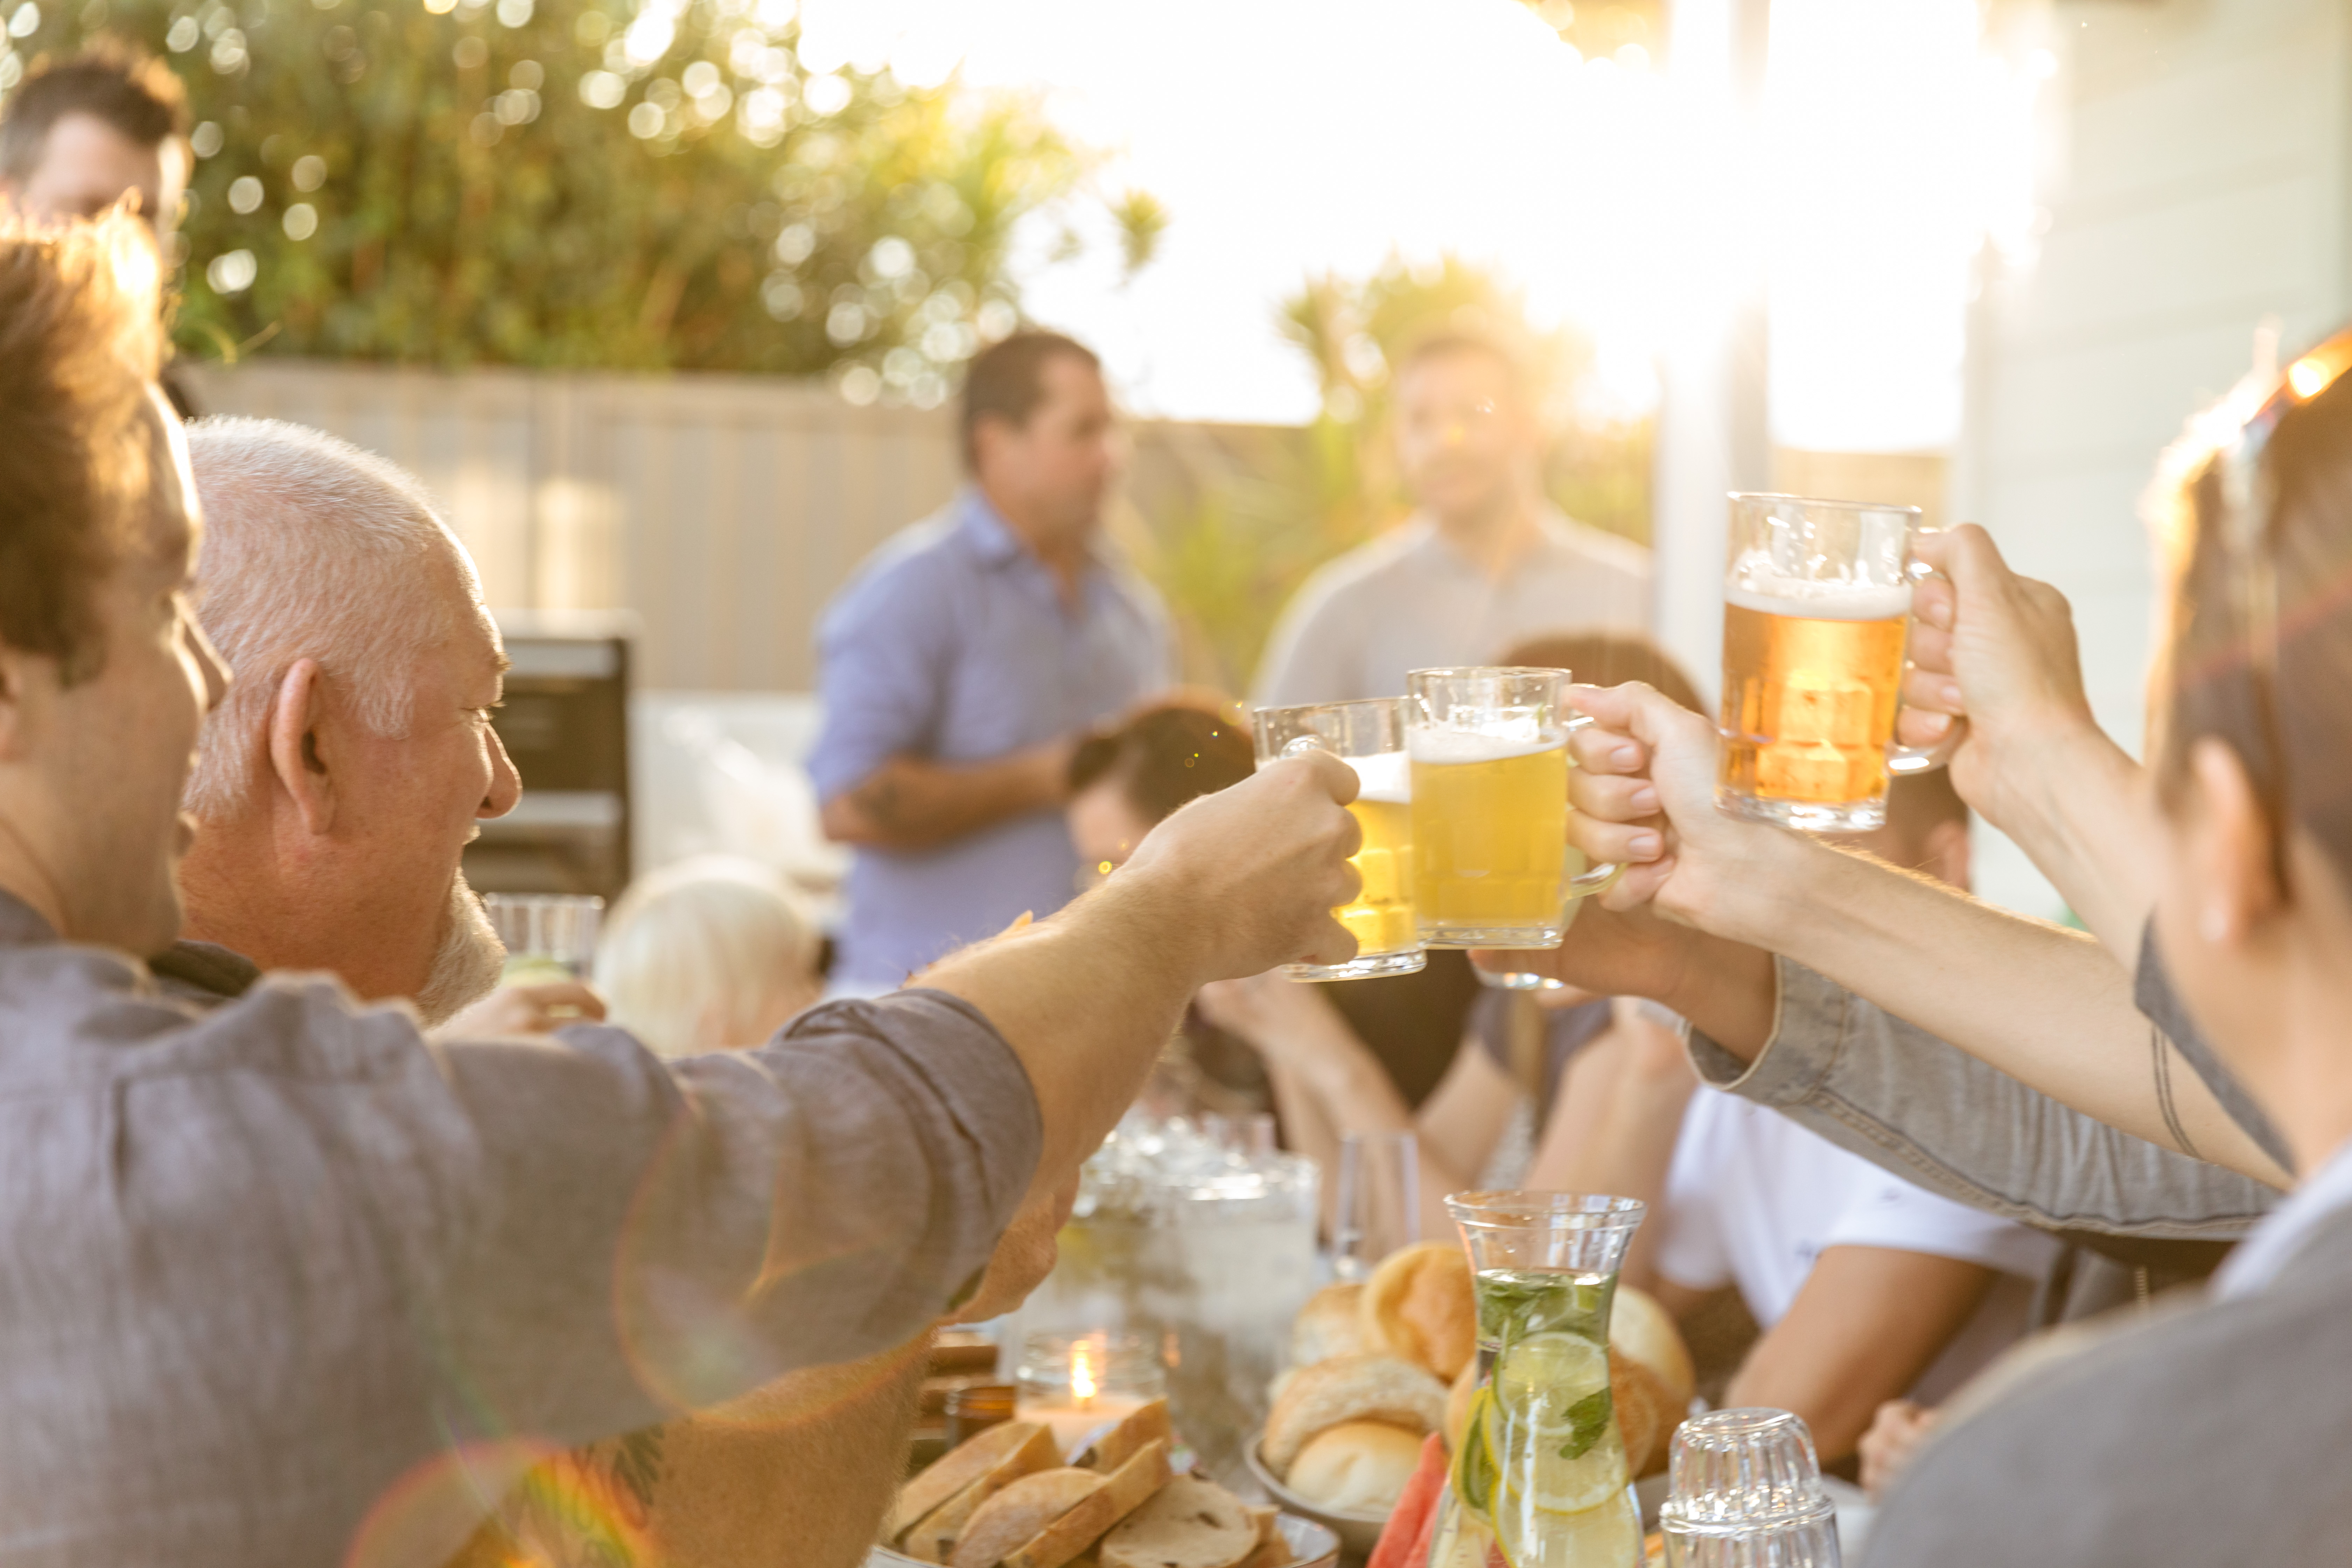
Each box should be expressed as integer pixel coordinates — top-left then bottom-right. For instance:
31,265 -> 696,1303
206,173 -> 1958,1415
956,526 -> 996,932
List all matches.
1252,697 -> 1425,981
1717,492 -> 1946,832
1406,667 -> 1617,949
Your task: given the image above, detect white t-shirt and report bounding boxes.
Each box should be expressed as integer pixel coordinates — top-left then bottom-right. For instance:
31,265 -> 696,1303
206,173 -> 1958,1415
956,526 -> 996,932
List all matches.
1655,1088 -> 2062,1404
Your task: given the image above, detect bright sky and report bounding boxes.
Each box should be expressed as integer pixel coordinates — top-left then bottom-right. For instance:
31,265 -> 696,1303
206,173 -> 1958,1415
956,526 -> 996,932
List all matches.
798,0 -> 2044,448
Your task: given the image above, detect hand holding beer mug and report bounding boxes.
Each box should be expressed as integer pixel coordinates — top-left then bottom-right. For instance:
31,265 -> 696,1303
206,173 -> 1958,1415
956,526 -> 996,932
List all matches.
1407,667 -> 1618,949
1718,493 -> 1950,832
1251,698 -> 1426,981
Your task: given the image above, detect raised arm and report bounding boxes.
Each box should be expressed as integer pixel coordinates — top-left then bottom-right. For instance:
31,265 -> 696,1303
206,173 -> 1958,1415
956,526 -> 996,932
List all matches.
1553,682 -> 2287,1189
1894,524 -> 2159,962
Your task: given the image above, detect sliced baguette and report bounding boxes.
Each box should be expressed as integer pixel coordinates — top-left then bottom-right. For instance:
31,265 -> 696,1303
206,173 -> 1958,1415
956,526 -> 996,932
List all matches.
951,1469 -> 1106,1568
1001,1438 -> 1173,1568
1098,1472 -> 1258,1568
889,1421 -> 1054,1543
901,1426 -> 1062,1556
1085,1398 -> 1173,1474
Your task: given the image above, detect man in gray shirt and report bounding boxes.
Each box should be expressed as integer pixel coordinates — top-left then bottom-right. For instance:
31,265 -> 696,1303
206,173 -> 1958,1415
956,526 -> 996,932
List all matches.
0,216 -> 1366,1567
1253,328 -> 1649,708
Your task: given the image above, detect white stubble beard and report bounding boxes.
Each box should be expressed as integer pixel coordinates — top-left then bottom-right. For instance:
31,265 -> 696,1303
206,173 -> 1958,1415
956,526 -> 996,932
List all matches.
414,873 -> 506,1026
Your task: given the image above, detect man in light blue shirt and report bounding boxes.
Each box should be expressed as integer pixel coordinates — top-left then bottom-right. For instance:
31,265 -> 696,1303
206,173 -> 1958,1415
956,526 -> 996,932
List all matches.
810,331 -> 1171,990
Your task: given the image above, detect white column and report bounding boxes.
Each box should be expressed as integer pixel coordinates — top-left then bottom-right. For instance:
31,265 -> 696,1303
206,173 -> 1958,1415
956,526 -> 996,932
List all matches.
1650,0 -> 1772,708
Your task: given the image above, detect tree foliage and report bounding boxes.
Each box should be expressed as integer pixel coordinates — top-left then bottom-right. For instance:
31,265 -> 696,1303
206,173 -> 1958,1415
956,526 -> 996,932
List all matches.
6,0 -> 1126,397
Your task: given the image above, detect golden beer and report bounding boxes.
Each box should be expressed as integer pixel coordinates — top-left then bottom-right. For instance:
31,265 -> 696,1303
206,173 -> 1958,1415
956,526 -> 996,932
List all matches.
1718,585 -> 1910,823
1339,755 -> 1419,958
1409,733 -> 1569,946
1254,699 -> 1426,980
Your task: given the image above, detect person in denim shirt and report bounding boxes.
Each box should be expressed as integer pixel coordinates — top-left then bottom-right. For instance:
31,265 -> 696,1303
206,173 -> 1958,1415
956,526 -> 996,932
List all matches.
809,331 -> 1169,992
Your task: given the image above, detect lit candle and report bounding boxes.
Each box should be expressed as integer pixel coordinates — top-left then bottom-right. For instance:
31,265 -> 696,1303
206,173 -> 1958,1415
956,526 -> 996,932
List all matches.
1014,1336 -> 1153,1458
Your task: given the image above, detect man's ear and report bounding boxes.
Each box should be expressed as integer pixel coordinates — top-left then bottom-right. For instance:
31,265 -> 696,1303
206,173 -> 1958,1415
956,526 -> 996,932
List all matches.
2184,736 -> 2283,946
266,658 -> 337,835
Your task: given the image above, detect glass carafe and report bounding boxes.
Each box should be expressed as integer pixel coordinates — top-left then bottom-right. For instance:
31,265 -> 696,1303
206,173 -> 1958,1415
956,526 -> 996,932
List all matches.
1426,1192 -> 1647,1568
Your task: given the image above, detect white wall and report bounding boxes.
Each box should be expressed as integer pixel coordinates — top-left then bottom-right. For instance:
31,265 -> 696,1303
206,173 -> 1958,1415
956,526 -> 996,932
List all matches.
1956,0 -> 2352,918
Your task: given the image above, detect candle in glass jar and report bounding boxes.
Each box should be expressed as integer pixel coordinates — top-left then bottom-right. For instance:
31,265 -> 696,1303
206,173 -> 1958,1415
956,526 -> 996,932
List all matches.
1013,1332 -> 1162,1458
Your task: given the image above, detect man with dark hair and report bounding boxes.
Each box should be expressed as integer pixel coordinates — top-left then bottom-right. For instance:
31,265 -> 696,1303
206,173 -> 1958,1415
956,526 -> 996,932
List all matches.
0,40 -> 189,239
810,328 -> 1171,992
1254,326 -> 1650,706
0,40 -> 198,414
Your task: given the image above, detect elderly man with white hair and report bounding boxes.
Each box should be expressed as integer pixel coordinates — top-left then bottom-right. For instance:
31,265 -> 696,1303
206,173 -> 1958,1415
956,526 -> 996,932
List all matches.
162,416 -> 531,1025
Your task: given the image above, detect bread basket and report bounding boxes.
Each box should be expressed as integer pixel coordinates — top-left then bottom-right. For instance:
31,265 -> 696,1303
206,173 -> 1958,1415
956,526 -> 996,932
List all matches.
1243,1436 -> 1391,1558
864,1511 -> 1340,1568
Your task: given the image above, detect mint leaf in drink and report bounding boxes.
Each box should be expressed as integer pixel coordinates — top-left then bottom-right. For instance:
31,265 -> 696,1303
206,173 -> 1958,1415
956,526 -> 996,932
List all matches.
1558,1387 -> 1614,1461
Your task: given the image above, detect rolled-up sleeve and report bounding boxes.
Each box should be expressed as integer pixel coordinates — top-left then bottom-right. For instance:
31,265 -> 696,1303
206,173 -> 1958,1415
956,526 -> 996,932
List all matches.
433,988 -> 1040,1443
807,555 -> 952,804
1686,958 -> 2274,1241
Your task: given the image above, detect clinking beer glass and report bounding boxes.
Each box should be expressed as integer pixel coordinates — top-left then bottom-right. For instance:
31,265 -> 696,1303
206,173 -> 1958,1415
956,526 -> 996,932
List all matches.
1407,668 -> 1617,949
1717,493 -> 1949,833
1253,697 -> 1426,981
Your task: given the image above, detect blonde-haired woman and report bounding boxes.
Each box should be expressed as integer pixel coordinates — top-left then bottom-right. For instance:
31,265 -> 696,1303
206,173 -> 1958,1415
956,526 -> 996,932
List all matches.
595,856 -> 824,1056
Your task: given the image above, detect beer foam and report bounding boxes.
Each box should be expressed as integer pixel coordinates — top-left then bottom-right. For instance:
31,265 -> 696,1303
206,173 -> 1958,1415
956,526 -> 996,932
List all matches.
1407,728 -> 1564,765
1348,749 -> 1413,804
1726,560 -> 1911,622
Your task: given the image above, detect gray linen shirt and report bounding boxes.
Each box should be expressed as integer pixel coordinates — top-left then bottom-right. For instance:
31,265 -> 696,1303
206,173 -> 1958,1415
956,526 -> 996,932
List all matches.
1686,957 -> 2275,1241
0,891 -> 1040,1568
1251,510 -> 1651,708
1865,1204 -> 2352,1562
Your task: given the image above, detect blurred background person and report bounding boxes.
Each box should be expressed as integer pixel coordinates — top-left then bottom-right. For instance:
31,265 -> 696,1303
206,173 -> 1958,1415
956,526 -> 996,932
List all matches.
594,855 -> 824,1056
1251,327 -> 1649,710
810,329 -> 1170,994
0,40 -> 195,415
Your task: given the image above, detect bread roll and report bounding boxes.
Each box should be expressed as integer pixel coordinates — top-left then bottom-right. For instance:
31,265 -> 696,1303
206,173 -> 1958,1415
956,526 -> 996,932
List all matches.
950,1470 -> 1104,1568
1284,1420 -> 1425,1513
1360,1242 -> 1476,1381
1099,1473 -> 1259,1568
1609,1349 -> 1679,1481
1261,1353 -> 1448,1477
1290,1281 -> 1368,1366
1608,1284 -> 1696,1410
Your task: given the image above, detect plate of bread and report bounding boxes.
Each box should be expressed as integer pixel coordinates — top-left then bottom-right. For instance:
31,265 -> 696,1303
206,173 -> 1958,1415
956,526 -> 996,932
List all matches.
871,1397 -> 1338,1568
1249,1242 -> 1697,1553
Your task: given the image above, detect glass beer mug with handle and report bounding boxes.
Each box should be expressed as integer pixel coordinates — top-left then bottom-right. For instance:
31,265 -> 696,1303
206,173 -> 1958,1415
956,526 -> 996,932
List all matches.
1407,667 -> 1618,949
1252,696 -> 1427,980
1427,1193 -> 1648,1568
1717,493 -> 1953,833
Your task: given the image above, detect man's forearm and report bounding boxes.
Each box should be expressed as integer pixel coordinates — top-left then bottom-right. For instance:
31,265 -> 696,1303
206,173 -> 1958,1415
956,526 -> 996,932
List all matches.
923,867 -> 1210,1197
824,744 -> 1070,850
1706,834 -> 2286,1185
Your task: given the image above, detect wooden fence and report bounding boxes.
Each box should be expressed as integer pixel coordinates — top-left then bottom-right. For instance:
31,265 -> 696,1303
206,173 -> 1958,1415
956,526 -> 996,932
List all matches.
182,358 -> 1299,693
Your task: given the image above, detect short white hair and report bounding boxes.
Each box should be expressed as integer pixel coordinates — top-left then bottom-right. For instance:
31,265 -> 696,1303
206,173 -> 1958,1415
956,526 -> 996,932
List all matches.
595,857 -> 823,1057
182,417 -> 475,820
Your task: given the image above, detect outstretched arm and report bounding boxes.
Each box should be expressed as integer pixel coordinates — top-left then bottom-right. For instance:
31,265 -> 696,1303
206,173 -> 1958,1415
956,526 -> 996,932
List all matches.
820,742 -> 1077,851
1530,685 -> 2287,1189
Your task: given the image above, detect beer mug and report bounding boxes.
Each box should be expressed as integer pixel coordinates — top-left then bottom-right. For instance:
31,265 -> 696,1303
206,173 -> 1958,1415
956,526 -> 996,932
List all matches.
1253,697 -> 1426,981
1406,667 -> 1618,949
1717,492 -> 1947,832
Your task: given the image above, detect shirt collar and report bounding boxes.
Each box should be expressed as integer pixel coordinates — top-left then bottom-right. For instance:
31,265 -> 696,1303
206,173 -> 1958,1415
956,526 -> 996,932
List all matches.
0,886 -> 58,947
955,487 -> 1114,577
1403,506 -> 1575,575
2213,1134 -> 2352,1299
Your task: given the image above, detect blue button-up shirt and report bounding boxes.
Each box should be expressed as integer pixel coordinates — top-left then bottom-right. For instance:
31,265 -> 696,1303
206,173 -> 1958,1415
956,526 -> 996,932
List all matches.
808,489 -> 1171,986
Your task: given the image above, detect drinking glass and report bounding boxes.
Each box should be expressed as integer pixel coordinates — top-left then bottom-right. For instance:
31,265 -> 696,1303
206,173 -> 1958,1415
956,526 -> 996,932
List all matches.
1425,1192 -> 1647,1568
1406,669 -> 1617,949
1202,1112 -> 1279,1160
1658,1407 -> 1841,1567
1253,698 -> 1425,980
1331,1130 -> 1420,1281
1013,1330 -> 1168,1460
483,892 -> 604,979
1717,493 -> 1948,832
